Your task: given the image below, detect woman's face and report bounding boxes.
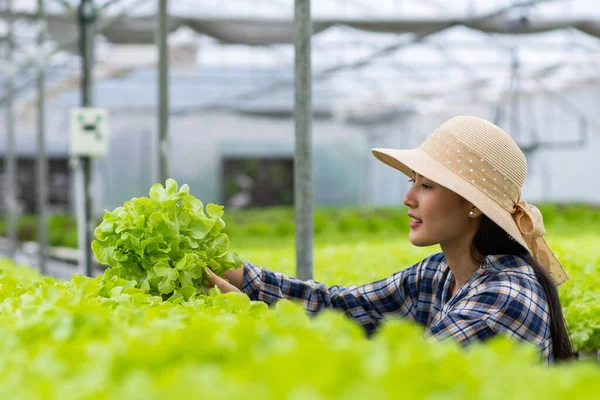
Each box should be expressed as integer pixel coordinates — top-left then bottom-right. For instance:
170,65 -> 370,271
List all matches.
403,172 -> 478,248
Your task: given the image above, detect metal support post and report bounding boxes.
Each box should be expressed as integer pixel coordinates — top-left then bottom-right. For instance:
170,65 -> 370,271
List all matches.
157,0 -> 169,183
76,0 -> 95,276
294,0 -> 313,281
4,0 -> 17,259
37,0 -> 48,274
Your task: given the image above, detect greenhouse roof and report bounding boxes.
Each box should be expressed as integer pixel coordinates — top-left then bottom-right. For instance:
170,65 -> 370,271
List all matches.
2,0 -> 600,120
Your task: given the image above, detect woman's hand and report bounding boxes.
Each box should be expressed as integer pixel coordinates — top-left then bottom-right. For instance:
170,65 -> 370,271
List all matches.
203,265 -> 244,294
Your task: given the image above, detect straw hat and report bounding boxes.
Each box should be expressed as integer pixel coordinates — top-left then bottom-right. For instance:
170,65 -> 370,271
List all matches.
372,115 -> 568,286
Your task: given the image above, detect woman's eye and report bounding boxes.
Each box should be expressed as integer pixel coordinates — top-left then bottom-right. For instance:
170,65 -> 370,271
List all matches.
408,179 -> 430,189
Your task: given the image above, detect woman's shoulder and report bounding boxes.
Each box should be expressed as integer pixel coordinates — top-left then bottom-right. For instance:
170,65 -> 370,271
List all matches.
474,254 -> 548,307
417,253 -> 539,285
480,254 -> 538,283
418,251 -> 446,266
406,252 -> 448,281
392,252 -> 447,283
412,252 -> 446,273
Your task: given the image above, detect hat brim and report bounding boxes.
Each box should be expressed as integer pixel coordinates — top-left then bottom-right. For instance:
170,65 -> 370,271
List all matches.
371,147 -> 568,285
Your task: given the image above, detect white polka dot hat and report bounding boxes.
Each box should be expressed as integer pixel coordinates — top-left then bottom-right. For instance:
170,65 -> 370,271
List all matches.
372,115 -> 568,286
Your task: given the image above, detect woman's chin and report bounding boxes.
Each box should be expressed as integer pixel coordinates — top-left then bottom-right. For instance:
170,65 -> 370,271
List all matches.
409,233 -> 433,247
408,236 -> 423,246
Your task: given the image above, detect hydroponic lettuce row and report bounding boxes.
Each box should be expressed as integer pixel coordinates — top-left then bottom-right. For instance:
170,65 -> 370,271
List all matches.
0,258 -> 599,400
92,179 -> 242,301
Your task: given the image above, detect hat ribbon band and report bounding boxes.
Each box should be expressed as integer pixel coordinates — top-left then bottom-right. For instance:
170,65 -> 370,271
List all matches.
512,201 -> 546,258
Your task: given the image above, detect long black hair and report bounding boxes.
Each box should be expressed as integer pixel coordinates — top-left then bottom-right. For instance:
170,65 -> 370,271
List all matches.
470,215 -> 575,362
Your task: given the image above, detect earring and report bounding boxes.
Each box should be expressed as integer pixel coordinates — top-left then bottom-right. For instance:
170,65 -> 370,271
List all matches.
469,211 -> 476,217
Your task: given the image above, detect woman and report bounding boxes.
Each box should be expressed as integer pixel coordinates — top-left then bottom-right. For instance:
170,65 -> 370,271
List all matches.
204,116 -> 574,364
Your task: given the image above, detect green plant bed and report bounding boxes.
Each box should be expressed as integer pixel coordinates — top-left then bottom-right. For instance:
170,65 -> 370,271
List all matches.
0,257 -> 598,399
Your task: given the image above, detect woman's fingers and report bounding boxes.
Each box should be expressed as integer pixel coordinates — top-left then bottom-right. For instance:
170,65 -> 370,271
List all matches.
202,266 -> 218,286
203,267 -> 241,294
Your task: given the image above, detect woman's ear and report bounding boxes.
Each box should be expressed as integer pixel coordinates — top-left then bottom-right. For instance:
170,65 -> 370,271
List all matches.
468,205 -> 480,218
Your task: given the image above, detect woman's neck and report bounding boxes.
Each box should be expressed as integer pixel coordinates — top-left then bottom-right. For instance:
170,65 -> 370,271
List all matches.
441,241 -> 483,290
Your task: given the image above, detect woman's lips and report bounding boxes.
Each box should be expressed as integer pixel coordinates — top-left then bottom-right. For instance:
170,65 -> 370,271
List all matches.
409,218 -> 422,228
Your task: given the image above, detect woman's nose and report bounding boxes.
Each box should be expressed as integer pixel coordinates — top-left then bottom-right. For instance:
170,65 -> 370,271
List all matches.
403,184 -> 417,208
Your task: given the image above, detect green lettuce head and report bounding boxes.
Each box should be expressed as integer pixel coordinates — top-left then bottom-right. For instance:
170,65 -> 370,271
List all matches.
92,178 -> 242,301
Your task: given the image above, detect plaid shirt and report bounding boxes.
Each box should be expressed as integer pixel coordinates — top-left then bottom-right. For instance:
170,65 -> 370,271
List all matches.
241,252 -> 553,364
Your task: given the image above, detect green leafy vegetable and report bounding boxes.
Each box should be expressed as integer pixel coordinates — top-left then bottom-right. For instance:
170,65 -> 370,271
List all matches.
92,178 -> 242,300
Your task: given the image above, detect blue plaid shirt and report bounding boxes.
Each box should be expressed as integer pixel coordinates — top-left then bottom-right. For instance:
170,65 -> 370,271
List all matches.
241,252 -> 553,364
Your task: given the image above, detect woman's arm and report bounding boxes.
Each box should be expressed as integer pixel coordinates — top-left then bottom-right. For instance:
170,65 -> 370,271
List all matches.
203,266 -> 243,293
235,260 -> 421,336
